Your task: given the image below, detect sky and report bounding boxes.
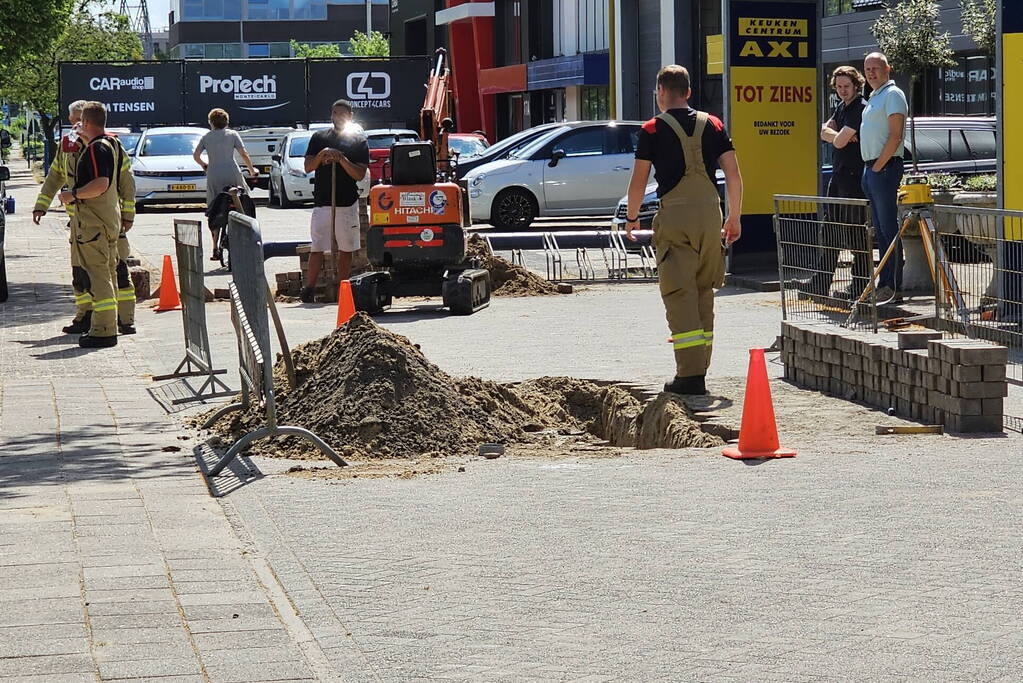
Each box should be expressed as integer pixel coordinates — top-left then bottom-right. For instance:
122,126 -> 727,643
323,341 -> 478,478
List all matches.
98,0 -> 172,32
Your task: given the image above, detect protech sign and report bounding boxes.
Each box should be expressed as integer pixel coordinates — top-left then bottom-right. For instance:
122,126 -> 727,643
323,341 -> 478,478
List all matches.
60,57 -> 432,128
184,60 -> 306,125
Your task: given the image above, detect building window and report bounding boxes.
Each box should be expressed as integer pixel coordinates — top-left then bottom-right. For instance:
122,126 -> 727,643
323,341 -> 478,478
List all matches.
270,42 -> 292,57
185,43 -> 205,58
248,43 -> 270,58
581,86 -> 609,120
824,0 -> 854,17
180,0 -> 241,19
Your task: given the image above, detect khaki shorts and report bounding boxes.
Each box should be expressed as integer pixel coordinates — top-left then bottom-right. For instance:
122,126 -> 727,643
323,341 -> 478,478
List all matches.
310,204 -> 360,253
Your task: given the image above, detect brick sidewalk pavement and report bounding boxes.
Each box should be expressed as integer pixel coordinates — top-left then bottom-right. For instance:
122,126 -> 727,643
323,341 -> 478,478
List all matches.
0,169 -> 324,682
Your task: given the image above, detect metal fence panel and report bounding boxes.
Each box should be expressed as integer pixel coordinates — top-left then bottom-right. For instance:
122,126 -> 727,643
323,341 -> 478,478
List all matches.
931,204 -> 1023,431
774,194 -> 877,331
202,211 -> 346,478
152,219 -> 232,404
227,212 -> 271,362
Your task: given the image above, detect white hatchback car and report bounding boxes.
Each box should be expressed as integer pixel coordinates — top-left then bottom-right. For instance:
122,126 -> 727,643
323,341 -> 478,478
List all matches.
131,126 -> 211,209
269,130 -> 371,208
465,120 -> 643,229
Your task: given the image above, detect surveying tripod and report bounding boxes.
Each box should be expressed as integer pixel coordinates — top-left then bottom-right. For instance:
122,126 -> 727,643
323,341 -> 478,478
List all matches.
845,176 -> 972,329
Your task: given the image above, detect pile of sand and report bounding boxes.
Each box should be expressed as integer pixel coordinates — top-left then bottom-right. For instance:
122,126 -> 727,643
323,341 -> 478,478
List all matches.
202,314 -> 723,460
466,234 -> 561,297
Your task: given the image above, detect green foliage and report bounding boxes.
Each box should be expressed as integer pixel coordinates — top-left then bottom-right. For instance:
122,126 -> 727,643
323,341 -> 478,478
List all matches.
870,0 -> 956,79
962,173 -> 997,192
0,0 -> 75,65
348,30 -> 390,57
926,172 -> 961,191
290,40 -> 343,58
0,11 -> 142,120
8,114 -> 28,139
960,0 -> 996,55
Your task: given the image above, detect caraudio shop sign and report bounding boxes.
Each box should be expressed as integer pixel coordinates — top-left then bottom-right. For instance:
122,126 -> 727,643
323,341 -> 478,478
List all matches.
307,58 -> 430,125
59,62 -> 184,127
184,60 -> 307,126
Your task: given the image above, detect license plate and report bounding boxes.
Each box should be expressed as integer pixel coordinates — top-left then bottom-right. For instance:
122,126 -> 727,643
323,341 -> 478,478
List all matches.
169,183 -> 196,191
261,166 -> 271,173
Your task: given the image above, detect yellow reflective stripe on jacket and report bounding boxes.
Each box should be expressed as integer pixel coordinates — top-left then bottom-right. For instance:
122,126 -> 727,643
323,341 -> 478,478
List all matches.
116,288 -> 136,302
74,293 -> 93,304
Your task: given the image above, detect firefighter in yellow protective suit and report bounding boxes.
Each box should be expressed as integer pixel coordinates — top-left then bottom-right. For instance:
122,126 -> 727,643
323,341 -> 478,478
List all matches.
624,66 -> 743,396
35,119 -> 136,335
56,103 -> 135,348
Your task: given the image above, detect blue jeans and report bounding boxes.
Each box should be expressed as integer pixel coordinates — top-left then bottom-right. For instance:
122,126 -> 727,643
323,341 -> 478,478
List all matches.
862,157 -> 904,289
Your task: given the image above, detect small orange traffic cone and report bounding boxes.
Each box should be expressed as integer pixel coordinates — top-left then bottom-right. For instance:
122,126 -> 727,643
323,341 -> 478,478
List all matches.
155,255 -> 181,312
722,348 -> 797,460
335,280 -> 355,327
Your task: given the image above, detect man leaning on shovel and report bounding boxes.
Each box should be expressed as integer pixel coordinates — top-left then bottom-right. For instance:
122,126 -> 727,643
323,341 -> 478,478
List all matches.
300,99 -> 369,304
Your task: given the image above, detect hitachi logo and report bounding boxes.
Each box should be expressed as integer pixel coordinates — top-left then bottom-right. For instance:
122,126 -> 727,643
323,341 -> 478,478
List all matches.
199,74 -> 278,100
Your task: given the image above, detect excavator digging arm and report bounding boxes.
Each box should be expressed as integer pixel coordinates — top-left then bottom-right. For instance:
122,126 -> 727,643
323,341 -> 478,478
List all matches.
421,48 -> 454,175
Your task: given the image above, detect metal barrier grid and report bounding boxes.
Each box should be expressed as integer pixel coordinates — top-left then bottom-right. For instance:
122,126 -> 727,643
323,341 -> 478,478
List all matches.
930,204 -> 1023,432
152,219 -> 233,404
201,212 -> 346,477
482,230 -> 658,283
774,195 -> 878,332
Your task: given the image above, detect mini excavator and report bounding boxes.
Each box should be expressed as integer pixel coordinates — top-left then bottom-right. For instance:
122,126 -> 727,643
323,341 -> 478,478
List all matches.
349,49 -> 491,315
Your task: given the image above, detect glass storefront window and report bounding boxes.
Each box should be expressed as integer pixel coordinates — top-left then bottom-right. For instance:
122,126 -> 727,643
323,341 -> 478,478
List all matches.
581,86 -> 609,121
248,43 -> 270,58
185,43 -> 205,58
270,42 -> 292,57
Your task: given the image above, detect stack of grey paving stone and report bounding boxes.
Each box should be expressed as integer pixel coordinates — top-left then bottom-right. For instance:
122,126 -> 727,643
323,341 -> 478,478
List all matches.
781,321 -> 1007,433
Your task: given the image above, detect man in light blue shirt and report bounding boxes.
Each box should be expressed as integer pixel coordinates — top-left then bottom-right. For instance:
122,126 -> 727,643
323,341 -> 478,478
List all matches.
860,52 -> 908,304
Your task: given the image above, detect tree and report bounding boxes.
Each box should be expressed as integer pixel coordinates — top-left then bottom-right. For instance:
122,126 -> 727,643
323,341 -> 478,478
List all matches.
348,30 -> 390,57
960,0 -> 996,56
0,0 -> 76,65
870,0 -> 956,172
0,11 -> 141,162
290,40 -> 343,58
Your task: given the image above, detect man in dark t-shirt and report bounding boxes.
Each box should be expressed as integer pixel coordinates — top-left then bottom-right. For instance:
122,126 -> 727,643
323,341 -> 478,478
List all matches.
634,108 -> 734,198
803,66 -> 871,298
301,99 -> 370,303
625,65 -> 743,398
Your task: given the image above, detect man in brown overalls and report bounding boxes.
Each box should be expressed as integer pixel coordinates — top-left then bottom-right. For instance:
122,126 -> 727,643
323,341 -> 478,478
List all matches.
626,65 -> 744,396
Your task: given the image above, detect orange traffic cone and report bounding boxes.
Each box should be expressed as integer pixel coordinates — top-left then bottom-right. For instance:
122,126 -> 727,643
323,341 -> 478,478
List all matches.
722,348 -> 797,460
335,280 -> 355,327
155,255 -> 181,312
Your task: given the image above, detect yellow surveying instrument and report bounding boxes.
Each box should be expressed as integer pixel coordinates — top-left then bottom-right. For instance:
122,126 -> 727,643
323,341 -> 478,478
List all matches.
845,174 -> 971,329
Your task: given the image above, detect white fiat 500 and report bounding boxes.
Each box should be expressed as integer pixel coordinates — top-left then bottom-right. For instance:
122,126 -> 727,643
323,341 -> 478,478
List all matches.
464,120 -> 643,229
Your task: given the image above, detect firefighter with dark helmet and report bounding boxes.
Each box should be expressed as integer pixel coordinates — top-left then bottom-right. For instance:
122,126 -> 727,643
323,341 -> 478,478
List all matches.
625,65 -> 743,396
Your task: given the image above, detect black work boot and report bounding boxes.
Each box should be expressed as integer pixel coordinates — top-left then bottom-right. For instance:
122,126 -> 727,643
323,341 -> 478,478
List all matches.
63,311 -> 92,335
299,286 -> 315,304
663,375 -> 708,396
79,334 -> 118,349
118,320 -> 137,335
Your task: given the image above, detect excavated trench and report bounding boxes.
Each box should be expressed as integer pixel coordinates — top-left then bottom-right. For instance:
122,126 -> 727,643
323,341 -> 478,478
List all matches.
200,313 -> 729,463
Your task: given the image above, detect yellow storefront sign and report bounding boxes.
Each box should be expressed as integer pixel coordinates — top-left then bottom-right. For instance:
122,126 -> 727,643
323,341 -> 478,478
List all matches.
1004,32 -> 1023,236
729,65 -> 817,215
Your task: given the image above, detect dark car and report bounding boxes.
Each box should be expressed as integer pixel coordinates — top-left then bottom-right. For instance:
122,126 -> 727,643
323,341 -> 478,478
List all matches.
454,122 -> 592,180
